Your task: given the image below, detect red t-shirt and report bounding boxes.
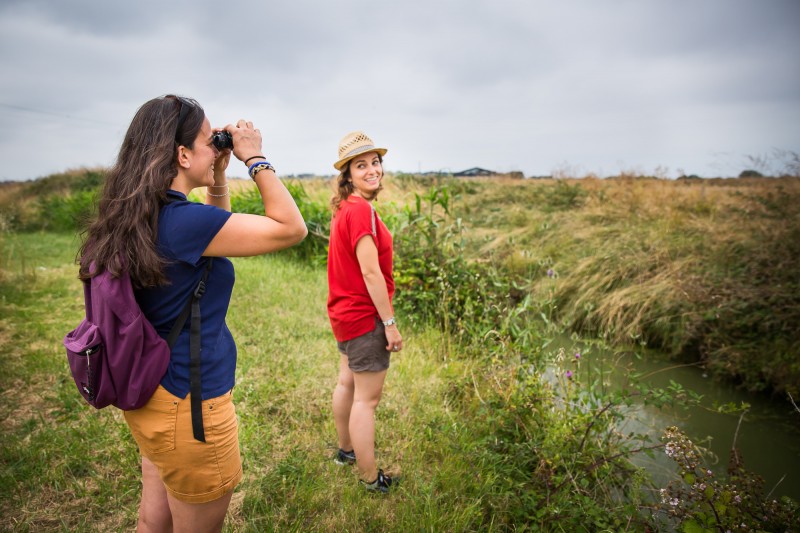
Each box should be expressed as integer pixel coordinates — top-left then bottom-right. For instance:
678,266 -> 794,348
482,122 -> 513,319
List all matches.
327,195 -> 395,342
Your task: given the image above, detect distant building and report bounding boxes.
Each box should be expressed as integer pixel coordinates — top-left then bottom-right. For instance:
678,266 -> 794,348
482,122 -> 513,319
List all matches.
453,167 -> 496,177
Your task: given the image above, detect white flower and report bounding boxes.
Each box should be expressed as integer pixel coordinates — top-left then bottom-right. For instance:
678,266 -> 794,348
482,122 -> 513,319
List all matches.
664,442 -> 677,458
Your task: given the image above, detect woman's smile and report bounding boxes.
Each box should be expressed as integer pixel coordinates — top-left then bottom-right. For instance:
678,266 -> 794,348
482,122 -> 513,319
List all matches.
349,151 -> 383,198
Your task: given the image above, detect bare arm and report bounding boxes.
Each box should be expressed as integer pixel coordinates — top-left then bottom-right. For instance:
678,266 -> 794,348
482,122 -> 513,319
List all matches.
203,120 -> 307,257
355,235 -> 403,351
205,148 -> 231,212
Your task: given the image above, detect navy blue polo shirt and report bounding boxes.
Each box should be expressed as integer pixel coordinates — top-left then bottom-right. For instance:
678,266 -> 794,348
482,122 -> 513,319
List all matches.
135,190 -> 236,400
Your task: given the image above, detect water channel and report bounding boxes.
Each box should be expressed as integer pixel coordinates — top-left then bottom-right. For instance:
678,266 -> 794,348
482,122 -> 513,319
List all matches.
543,335 -> 800,502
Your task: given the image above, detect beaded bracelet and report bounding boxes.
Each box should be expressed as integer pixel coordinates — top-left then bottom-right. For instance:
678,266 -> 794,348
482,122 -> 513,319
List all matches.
207,184 -> 229,198
244,155 -> 266,165
248,160 -> 276,180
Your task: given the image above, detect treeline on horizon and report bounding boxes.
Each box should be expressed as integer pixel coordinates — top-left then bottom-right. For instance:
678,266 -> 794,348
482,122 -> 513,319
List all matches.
3,164 -> 799,184
3,145 -> 800,184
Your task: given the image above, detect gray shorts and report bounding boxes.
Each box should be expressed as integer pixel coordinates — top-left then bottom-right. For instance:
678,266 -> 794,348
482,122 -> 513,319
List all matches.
337,317 -> 391,373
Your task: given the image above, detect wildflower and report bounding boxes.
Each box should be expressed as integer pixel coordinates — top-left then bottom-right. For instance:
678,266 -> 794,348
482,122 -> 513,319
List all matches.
574,352 -> 581,360
565,370 -> 573,378
670,498 -> 679,507
734,495 -> 742,504
664,442 -> 677,458
546,268 -> 555,278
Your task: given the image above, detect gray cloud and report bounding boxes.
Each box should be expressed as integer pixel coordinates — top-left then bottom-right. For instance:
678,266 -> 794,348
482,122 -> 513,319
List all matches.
1,0 -> 798,181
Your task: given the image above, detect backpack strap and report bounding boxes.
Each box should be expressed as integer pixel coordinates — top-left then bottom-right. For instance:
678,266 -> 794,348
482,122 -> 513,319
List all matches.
82,276 -> 93,322
165,258 -> 213,442
164,258 -> 212,349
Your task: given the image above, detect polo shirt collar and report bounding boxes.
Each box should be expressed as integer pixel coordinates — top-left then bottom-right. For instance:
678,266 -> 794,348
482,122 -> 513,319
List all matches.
166,189 -> 187,201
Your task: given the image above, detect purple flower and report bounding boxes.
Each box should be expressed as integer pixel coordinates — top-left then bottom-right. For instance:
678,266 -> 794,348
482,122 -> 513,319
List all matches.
565,370 -> 573,378
546,268 -> 555,278
575,352 -> 581,360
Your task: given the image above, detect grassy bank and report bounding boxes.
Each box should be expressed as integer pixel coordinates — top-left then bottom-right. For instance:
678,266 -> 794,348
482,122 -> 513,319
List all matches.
444,176 -> 800,396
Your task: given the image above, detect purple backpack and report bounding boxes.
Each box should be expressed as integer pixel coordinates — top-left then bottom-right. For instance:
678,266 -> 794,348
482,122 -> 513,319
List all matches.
64,261 -> 211,416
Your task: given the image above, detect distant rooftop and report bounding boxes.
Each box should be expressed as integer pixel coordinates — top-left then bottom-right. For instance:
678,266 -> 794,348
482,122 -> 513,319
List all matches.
453,167 -> 496,177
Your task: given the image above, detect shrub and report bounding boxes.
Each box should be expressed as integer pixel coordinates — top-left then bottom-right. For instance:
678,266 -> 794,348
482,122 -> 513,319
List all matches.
391,185 -> 541,360
656,426 -> 798,531
738,170 -> 764,178
231,182 -> 331,264
34,189 -> 98,232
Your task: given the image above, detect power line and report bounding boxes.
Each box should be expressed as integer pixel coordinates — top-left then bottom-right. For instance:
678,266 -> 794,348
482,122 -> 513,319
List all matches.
0,102 -> 117,126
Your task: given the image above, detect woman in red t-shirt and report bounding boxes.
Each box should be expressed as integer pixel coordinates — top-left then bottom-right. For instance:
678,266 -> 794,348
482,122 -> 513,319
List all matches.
327,131 -> 402,493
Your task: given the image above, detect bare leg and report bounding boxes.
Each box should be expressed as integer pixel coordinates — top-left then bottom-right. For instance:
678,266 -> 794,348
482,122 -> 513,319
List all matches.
166,490 -> 233,533
137,456 -> 173,533
350,369 -> 387,482
332,354 -> 355,451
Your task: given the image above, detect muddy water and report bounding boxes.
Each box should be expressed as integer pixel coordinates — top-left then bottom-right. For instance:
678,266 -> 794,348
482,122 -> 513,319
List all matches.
543,336 -> 800,501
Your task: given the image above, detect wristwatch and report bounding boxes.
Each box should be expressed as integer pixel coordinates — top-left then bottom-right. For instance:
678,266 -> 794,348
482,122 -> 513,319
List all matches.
382,316 -> 396,327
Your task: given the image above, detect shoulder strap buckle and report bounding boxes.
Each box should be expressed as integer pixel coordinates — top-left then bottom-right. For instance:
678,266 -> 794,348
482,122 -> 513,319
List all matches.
194,281 -> 206,298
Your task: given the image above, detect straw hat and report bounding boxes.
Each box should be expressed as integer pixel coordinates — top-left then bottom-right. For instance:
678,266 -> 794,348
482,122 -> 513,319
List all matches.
333,131 -> 388,170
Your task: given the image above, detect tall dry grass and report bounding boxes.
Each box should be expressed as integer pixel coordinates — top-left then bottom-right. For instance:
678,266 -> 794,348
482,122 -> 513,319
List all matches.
448,176 -> 800,394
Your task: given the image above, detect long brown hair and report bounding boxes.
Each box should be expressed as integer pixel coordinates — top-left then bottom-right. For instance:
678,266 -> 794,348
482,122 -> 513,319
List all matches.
330,154 -> 384,213
78,95 -> 205,287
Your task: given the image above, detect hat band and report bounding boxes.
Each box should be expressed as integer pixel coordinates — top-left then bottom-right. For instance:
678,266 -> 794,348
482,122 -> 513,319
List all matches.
340,144 -> 377,160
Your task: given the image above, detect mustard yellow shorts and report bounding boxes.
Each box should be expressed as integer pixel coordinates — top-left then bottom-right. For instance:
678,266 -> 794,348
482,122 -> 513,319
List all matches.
123,385 -> 242,503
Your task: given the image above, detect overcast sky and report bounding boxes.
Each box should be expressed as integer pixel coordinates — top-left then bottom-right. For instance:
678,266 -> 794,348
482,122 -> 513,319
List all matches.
1,0 -> 798,181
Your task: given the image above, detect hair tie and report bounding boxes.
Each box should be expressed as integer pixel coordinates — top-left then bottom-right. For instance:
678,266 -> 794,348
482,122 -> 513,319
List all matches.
244,155 -> 266,165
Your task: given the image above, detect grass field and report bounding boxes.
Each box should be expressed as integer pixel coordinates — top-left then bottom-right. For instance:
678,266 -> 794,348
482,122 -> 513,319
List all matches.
0,232 -> 500,532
